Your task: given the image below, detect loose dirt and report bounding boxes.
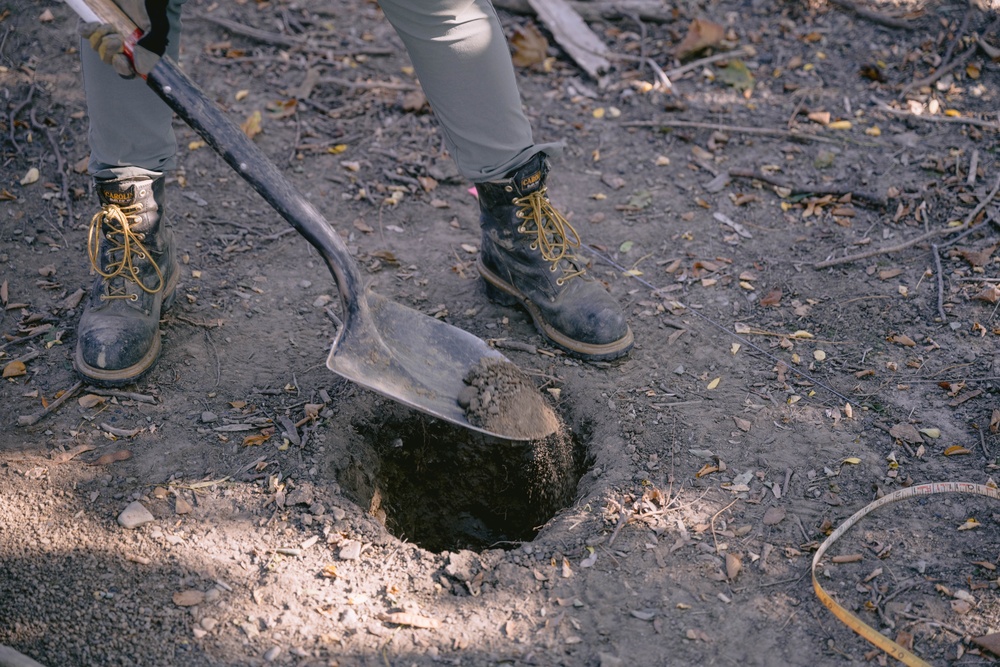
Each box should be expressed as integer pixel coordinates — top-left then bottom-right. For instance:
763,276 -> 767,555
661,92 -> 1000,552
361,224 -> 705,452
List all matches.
4,0 -> 1000,665
459,357 -> 561,440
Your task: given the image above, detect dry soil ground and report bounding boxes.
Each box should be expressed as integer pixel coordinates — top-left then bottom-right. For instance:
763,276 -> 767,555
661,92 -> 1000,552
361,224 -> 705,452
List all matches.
3,0 -> 1000,665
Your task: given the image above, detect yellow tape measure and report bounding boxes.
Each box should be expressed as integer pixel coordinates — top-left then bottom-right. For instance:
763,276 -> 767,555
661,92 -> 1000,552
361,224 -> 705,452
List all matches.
812,481 -> 1000,667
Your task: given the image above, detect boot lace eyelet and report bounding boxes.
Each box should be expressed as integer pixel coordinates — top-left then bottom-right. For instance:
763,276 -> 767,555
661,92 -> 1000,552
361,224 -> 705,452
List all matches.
517,226 -> 526,233
550,265 -> 557,273
556,278 -> 565,286
504,185 -> 513,192
129,294 -> 139,302
529,243 -> 537,250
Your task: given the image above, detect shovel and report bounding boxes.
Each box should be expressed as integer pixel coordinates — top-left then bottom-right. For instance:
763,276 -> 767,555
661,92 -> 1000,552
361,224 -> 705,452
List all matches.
65,0 -> 557,441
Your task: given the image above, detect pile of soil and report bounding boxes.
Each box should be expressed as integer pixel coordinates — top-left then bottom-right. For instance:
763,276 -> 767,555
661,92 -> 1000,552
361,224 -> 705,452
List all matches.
458,357 -> 560,441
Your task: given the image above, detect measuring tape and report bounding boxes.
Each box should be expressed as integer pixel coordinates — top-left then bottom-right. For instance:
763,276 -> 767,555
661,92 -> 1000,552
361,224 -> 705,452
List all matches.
812,481 -> 1000,667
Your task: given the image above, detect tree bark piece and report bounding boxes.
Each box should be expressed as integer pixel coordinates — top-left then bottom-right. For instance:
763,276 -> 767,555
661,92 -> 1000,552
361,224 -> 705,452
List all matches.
526,0 -> 610,79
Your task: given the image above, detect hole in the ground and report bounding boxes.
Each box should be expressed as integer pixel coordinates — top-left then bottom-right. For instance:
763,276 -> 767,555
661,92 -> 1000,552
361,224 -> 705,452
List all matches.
340,409 -> 589,553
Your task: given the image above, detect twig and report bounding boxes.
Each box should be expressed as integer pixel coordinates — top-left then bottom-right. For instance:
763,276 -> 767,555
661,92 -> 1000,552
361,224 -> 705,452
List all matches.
826,0 -> 915,30
17,380 -> 84,427
729,168 -> 886,208
968,149 -> 979,187
900,44 -> 977,98
872,97 -> 1000,131
622,119 -> 840,144
30,107 -> 72,227
83,387 -> 157,404
607,508 -> 632,547
491,0 -> 673,23
663,47 -> 752,81
964,173 -> 1000,227
931,244 -> 947,321
944,10 -> 972,66
192,14 -> 393,56
978,425 -> 991,461
318,76 -> 417,92
8,84 -> 35,154
815,227 -> 954,269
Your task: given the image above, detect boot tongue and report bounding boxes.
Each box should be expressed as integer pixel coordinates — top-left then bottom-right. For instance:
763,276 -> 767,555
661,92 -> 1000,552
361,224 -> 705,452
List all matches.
98,181 -> 138,208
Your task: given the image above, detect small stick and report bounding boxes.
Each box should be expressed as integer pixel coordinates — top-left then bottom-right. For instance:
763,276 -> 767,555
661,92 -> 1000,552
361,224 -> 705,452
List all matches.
729,168 -> 885,207
83,387 -> 158,404
662,47 -> 751,81
978,425 -> 990,461
872,97 -> 1000,131
964,173 -> 1000,227
607,508 -> 632,547
931,244 -> 947,321
941,9 -> 972,67
622,119 -> 840,144
17,380 -> 84,427
968,149 -> 979,187
900,44 -> 977,99
815,228 -> 953,269
826,0 -> 914,30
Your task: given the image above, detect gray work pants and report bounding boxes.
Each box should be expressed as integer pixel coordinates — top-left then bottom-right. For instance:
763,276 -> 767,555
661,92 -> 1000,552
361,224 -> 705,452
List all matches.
82,0 -> 559,182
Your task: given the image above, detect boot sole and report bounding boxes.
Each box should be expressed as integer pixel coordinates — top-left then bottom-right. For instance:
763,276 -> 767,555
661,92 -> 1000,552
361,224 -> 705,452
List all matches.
73,261 -> 180,387
477,259 -> 634,361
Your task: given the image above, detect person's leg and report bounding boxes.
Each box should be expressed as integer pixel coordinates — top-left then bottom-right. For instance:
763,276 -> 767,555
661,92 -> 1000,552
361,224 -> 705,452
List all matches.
378,0 -> 632,359
74,0 -> 185,385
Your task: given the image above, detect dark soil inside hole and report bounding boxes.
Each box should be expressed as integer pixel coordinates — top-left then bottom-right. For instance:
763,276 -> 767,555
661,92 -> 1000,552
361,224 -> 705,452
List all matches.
344,414 -> 586,553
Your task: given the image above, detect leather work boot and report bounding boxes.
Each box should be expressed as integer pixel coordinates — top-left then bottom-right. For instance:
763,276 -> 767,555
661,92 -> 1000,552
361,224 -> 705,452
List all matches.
475,154 -> 633,360
74,174 -> 178,385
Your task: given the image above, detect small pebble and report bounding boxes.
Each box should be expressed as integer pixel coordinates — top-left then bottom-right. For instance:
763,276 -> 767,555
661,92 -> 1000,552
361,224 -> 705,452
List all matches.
200,411 -> 217,424
339,540 -> 362,560
330,507 -> 346,521
204,588 -> 221,603
201,617 -> 218,631
263,646 -> 281,662
309,502 -> 325,516
117,501 -> 154,529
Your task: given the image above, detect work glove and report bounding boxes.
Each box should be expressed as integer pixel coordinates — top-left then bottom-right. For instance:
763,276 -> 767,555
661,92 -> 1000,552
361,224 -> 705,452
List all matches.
78,0 -> 170,78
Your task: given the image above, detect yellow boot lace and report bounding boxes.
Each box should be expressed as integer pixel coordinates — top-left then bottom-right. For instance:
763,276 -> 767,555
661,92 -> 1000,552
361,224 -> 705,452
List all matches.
87,203 -> 164,301
513,186 -> 586,286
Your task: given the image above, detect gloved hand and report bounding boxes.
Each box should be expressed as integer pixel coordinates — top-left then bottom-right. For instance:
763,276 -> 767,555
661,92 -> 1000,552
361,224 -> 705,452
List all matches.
78,0 -> 170,78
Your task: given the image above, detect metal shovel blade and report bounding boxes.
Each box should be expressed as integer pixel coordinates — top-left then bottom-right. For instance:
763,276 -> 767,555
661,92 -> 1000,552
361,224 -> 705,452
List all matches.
327,289 -> 532,439
126,46 -> 556,441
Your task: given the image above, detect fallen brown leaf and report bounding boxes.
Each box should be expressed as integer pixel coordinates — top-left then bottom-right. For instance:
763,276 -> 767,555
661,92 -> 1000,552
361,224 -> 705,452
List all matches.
759,289 -> 782,307
676,18 -> 725,59
889,423 -> 923,444
510,23 -> 548,68
378,612 -> 440,629
89,450 -> 132,466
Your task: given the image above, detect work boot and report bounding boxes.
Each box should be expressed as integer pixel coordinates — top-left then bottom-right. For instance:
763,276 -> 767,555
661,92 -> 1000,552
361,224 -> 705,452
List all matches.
475,153 -> 633,360
74,173 -> 178,385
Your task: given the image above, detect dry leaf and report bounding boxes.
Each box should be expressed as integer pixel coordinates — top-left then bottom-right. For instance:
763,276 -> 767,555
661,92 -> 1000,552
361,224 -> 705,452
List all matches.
990,409 -> 1000,434
175,496 -> 193,515
695,464 -> 719,478
762,506 -> 785,525
78,394 -> 107,408
401,89 -> 428,112
707,377 -> 721,390
760,289 -> 782,307
733,417 -> 751,432
807,111 -> 831,125
3,360 -> 26,378
878,268 -> 903,280
889,423 -> 923,444
90,450 -> 132,466
52,444 -> 96,464
0,279 -> 7,305
726,552 -> 742,580
889,333 -> 916,347
320,564 -> 338,578
676,18 -> 725,59
20,167 -> 40,185
378,612 -> 440,629
172,590 -> 206,607
510,23 -> 548,68
241,110 -> 263,139
944,445 -> 972,456
974,285 -> 1000,303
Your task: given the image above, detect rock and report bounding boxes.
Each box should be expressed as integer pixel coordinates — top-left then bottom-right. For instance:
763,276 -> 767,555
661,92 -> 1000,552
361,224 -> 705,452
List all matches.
172,590 -> 205,607
340,608 -> 359,630
175,496 -> 193,515
117,501 -> 154,529
286,487 -> 313,506
599,653 -> 624,667
309,502 -> 325,516
263,646 -> 281,662
330,507 -> 346,521
445,550 -> 478,582
192,626 -> 207,639
201,617 -> 218,631
204,588 -> 221,603
200,411 -> 217,423
339,540 -> 362,560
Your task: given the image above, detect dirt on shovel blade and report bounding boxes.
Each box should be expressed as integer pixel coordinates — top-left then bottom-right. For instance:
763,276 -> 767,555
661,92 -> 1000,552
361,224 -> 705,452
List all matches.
458,357 -> 560,441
